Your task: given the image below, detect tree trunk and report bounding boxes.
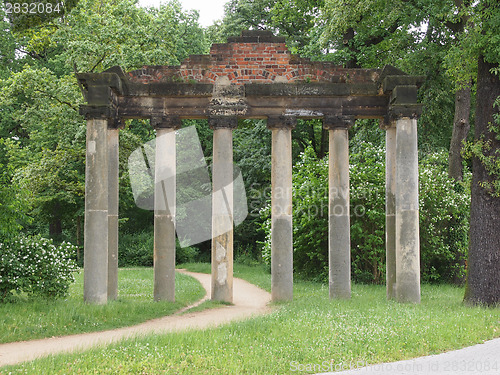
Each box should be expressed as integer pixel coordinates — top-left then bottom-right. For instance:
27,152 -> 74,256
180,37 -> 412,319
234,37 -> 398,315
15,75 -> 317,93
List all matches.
464,56 -> 500,306
49,219 -> 62,239
319,128 -> 328,159
448,84 -> 471,181
342,28 -> 359,68
448,84 -> 472,285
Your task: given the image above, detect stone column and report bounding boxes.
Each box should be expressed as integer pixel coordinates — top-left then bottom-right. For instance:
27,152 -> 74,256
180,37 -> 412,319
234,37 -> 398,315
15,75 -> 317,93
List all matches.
268,116 -> 296,302
209,116 -> 237,303
153,116 -> 180,302
84,116 -> 109,304
107,125 -> 119,301
384,122 -> 397,300
395,117 -> 421,303
324,116 -> 353,299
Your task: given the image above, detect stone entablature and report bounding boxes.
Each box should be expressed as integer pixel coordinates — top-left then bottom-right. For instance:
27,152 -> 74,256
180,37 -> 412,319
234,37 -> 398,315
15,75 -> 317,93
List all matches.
78,31 -> 423,121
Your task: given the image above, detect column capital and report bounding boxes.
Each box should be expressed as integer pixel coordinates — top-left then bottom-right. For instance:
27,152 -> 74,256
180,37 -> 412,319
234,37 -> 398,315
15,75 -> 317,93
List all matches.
80,105 -> 115,121
108,117 -> 124,129
208,116 -> 238,130
388,85 -> 422,121
267,115 -> 297,130
323,115 -> 355,130
388,104 -> 422,121
151,115 -> 182,129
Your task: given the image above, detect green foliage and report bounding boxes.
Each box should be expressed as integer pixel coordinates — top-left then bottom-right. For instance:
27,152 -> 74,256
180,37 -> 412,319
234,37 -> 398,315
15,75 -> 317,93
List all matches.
233,120 -> 272,259
0,66 -> 85,239
0,158 -> 31,240
5,0 -> 79,33
55,0 -> 207,73
349,134 -> 386,284
118,231 -> 199,267
118,231 -> 155,267
261,127 -> 470,284
419,150 -> 470,282
462,96 -> 500,197
0,236 -> 79,301
211,0 -> 324,57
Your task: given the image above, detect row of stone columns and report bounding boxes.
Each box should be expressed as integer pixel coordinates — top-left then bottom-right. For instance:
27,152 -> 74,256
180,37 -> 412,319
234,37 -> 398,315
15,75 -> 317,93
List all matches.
83,114 -> 420,305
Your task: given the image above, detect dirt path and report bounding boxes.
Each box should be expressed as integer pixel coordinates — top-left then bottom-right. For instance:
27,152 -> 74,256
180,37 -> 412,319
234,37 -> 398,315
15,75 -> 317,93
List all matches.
0,270 -> 272,367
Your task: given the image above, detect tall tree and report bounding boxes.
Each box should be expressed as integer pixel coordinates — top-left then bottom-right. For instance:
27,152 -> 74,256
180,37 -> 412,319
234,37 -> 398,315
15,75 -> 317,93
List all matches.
464,0 -> 500,306
442,0 -> 474,181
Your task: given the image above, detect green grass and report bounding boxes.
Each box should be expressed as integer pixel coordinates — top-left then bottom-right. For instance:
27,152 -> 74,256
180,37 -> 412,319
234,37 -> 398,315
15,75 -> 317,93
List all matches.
0,268 -> 205,344
3,263 -> 500,374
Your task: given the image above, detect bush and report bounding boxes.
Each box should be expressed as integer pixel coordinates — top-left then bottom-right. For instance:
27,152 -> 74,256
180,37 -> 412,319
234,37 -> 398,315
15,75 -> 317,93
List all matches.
419,150 -> 470,283
0,236 -> 79,301
118,230 -> 200,266
118,231 -> 154,267
261,144 -> 470,284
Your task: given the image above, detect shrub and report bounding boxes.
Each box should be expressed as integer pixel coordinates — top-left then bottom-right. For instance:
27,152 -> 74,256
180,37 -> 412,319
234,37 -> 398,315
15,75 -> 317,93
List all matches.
0,236 -> 79,301
419,150 -> 470,283
261,145 -> 470,284
118,230 -> 200,266
118,231 -> 154,267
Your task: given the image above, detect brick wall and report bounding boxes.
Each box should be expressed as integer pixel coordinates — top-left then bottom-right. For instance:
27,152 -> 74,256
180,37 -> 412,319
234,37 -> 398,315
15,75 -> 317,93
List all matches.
128,30 -> 380,85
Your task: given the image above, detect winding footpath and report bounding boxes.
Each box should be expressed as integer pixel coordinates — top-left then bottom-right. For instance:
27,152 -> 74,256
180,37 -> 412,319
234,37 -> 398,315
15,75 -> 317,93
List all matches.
0,270 -> 272,367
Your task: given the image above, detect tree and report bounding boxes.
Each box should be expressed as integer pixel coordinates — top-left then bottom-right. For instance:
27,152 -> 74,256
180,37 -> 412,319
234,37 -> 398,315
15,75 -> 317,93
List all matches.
463,0 -> 500,306
0,160 -> 30,240
0,67 -> 85,239
443,1 -> 474,181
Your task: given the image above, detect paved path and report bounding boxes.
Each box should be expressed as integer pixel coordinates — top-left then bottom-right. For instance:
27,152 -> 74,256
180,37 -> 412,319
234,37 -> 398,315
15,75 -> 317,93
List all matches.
0,270 -> 271,367
317,337 -> 500,375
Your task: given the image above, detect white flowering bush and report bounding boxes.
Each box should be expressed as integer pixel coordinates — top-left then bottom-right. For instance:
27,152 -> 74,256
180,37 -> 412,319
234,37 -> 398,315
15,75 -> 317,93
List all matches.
0,236 -> 79,301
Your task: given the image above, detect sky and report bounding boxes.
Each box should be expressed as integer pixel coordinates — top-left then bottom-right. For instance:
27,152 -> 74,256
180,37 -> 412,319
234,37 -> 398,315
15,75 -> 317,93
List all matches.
138,0 -> 228,27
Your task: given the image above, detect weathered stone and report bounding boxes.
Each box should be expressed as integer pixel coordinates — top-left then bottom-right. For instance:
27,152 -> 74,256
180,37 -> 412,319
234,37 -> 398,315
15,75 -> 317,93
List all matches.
328,128 -> 351,299
395,118 -> 421,303
390,85 -> 418,105
151,115 -> 181,129
79,105 -> 115,120
385,125 -> 396,300
211,126 -> 234,303
107,128 -> 119,301
382,76 -> 425,93
84,118 -> 108,304
154,127 -> 176,302
267,115 -> 297,129
270,126 -> 293,301
388,104 -> 423,120
323,115 -> 354,130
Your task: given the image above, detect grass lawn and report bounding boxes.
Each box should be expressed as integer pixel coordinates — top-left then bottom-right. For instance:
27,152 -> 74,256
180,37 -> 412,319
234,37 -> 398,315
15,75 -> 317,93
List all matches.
3,263 -> 500,374
0,268 -> 205,344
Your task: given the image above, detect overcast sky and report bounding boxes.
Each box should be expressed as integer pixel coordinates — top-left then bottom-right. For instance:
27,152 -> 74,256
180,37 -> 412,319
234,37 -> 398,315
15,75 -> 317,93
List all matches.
138,0 -> 228,27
